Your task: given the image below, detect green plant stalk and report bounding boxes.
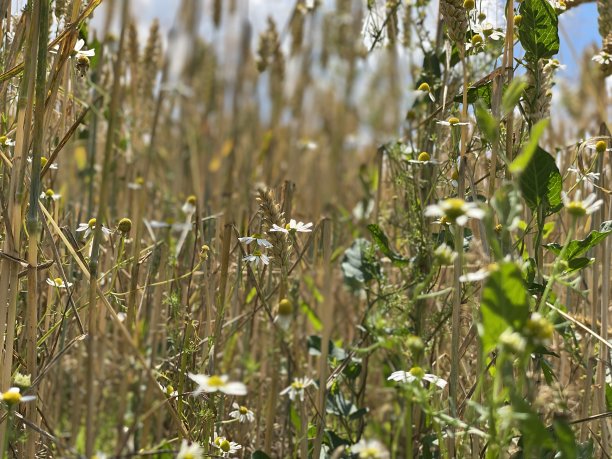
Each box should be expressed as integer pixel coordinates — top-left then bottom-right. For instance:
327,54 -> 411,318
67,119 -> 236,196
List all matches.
1,407 -> 13,459
537,223 -> 574,314
0,2 -> 38,451
85,1 -> 129,455
405,397 -> 413,459
24,0 -> 49,455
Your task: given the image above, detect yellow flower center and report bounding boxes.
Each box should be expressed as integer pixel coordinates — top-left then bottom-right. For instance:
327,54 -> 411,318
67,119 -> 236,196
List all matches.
448,117 -> 460,125
2,390 -> 21,405
183,454 -> 194,459
186,195 -> 197,205
494,223 -> 503,233
514,15 -> 522,26
595,140 -> 607,154
417,82 -> 430,92
219,439 -> 231,452
471,34 -> 483,45
239,406 -> 248,415
409,367 -> 425,379
88,218 -> 97,228
46,189 -> 55,197
54,278 -> 63,286
417,152 -> 430,162
463,0 -> 475,10
360,448 -> 380,459
292,381 -> 305,390
165,385 -> 174,396
40,157 -> 48,168
566,201 -> 586,217
442,198 -> 467,221
278,299 -> 293,316
0,136 -> 6,144
207,375 -> 225,387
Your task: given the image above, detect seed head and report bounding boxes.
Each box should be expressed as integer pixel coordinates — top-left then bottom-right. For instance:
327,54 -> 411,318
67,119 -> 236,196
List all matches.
118,218 -> 132,234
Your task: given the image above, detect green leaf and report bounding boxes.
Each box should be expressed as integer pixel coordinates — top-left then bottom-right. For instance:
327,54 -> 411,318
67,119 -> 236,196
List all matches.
502,78 -> 528,117
341,239 -> 381,291
545,220 -> 612,261
519,146 -> 562,214
518,0 -> 560,62
454,82 -> 493,107
475,102 -> 499,144
510,119 -> 549,174
367,224 -> 410,266
479,262 -> 531,354
301,302 -> 322,332
552,415 -> 577,459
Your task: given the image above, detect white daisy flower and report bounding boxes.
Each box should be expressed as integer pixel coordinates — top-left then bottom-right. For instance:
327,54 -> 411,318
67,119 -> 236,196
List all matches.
436,116 -> 469,127
269,219 -> 313,234
74,39 -> 95,58
1,387 -> 36,405
411,82 -> 436,103
176,439 -> 204,459
567,166 -> 600,184
40,188 -> 61,201
187,373 -> 247,396
562,190 -> 603,218
350,439 -> 390,459
459,268 -> 491,283
433,243 -> 457,266
592,51 -> 612,65
212,435 -> 242,457
76,218 -> 112,239
406,151 -> 439,165
471,23 -> 504,41
388,367 -> 447,389
46,277 -> 73,289
158,382 -> 178,398
584,138 -> 612,154
28,156 -> 58,169
238,234 -> 273,248
280,377 -> 315,402
229,402 -> 255,423
0,136 -> 14,147
425,198 -> 485,226
181,196 -> 197,215
242,249 -> 270,267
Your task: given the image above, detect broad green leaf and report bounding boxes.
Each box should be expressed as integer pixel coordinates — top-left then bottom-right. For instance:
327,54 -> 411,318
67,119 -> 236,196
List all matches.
479,262 -> 531,353
454,82 -> 493,107
552,415 -> 578,459
545,220 -> 612,260
475,102 -> 499,144
341,239 -> 381,290
518,0 -> 560,62
510,119 -> 549,174
519,146 -> 562,214
367,223 -> 410,265
502,78 -> 528,117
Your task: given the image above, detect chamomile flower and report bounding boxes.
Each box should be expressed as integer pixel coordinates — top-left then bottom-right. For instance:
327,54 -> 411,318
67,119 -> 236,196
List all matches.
465,34 -> 485,52
274,298 -> 293,331
238,234 -> 273,248
280,377 -> 315,402
1,387 -> 35,405
471,23 -> 504,41
406,151 -> 439,166
181,195 -> 197,215
424,198 -> 485,226
584,138 -> 612,154
269,219 -> 313,234
176,439 -> 204,459
74,39 -> 95,58
388,367 -> 448,389
158,382 -> 178,398
350,439 -> 390,459
242,249 -> 270,267
459,267 -> 491,283
567,166 -> 600,184
413,82 -> 435,102
40,188 -> 61,201
0,136 -> 14,147
187,373 -> 247,396
229,402 -> 255,423
562,190 -> 603,218
436,116 -> 469,127
212,435 -> 242,457
592,51 -> 612,66
76,218 -> 112,239
28,156 -> 58,169
46,277 -> 73,289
